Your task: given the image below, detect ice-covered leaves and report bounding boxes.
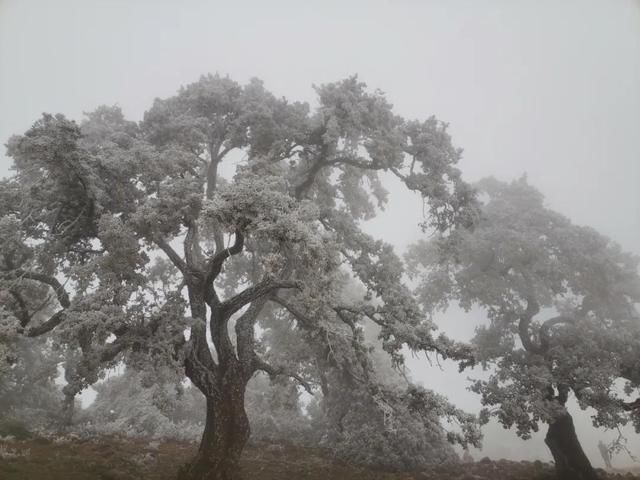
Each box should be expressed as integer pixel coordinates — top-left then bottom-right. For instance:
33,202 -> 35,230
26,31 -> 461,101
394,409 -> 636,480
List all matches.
409,176 -> 640,437
0,74 -> 484,453
205,174 -> 320,249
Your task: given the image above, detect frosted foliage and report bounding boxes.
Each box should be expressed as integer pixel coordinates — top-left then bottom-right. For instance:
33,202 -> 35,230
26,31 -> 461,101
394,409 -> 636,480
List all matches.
1,74 -> 482,474
409,177 -> 640,438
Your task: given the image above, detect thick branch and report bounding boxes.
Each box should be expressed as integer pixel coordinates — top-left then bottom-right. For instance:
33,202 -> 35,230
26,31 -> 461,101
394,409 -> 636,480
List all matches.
272,296 -> 374,384
184,219 -> 204,268
235,297 -> 269,377
98,337 -> 130,363
154,236 -> 187,274
518,296 -> 541,354
539,315 -> 575,352
294,133 -> 330,199
205,229 -> 245,287
222,278 -> 298,317
9,289 -> 30,327
269,295 -> 315,328
621,398 -> 640,412
26,310 -> 66,337
294,152 -> 386,199
254,357 -> 313,394
185,324 -> 220,396
8,269 -> 70,309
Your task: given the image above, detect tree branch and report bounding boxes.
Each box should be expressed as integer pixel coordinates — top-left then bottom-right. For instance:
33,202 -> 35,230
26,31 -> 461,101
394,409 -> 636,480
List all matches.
235,297 -> 269,378
254,357 -> 313,394
270,295 -> 314,328
518,296 -> 541,354
222,278 -> 298,317
621,398 -> 640,412
539,315 -> 575,352
8,289 -> 30,327
154,236 -> 187,275
205,229 -> 245,286
7,269 -> 71,309
184,219 -> 204,268
98,337 -> 130,363
26,309 -> 66,337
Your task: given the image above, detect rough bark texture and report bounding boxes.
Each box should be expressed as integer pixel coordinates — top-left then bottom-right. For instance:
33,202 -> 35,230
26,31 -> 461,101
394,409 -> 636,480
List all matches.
178,390 -> 250,480
545,410 -> 600,480
178,303 -> 254,480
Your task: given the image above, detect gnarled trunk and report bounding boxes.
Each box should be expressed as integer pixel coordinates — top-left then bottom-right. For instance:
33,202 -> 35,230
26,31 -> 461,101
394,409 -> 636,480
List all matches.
180,321 -> 252,480
178,390 -> 250,480
545,410 -> 599,480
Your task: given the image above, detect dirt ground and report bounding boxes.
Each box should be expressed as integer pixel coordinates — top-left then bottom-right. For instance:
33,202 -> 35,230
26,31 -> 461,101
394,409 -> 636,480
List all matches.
0,436 -> 637,480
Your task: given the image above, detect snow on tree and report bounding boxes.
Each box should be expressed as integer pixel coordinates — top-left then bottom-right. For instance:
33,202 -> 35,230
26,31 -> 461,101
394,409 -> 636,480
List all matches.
408,176 -> 640,480
0,75 -> 479,480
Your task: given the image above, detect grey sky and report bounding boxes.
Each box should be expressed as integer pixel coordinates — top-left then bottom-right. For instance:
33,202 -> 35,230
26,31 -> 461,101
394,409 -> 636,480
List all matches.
1,0 -> 639,468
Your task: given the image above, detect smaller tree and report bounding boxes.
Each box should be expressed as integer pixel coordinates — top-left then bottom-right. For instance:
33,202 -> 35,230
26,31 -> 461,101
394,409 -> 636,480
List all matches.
408,177 -> 640,480
85,367 -> 202,440
0,337 -> 64,434
244,374 -> 311,445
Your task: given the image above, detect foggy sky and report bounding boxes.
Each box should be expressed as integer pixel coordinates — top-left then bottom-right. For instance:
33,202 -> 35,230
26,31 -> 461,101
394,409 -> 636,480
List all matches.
1,0 -> 639,468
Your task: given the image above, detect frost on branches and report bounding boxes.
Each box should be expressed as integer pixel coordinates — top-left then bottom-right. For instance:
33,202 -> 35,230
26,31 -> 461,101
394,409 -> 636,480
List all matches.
1,75 -> 479,479
409,177 -> 640,480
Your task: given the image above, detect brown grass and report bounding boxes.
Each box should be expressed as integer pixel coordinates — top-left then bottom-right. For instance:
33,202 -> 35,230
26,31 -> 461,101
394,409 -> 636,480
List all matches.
0,436 -> 635,480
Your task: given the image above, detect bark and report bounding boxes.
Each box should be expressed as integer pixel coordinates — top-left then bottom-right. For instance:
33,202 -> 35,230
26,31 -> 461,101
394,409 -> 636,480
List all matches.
180,311 -> 252,480
545,409 -> 600,480
61,390 -> 75,428
179,376 -> 250,480
61,360 -> 79,428
206,157 -> 220,199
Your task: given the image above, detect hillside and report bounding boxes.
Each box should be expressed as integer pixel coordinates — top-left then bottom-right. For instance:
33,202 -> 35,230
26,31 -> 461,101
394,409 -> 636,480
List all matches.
0,435 -> 635,480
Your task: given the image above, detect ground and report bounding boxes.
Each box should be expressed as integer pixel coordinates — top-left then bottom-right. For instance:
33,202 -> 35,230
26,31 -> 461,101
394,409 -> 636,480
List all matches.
0,436 -> 637,480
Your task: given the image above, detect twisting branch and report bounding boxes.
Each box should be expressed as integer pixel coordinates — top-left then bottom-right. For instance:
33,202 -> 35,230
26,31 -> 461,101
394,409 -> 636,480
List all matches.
518,296 -> 541,354
26,310 -> 67,337
5,269 -> 71,309
154,236 -> 187,275
97,336 -> 131,363
205,228 -> 245,285
620,397 -> 640,412
294,131 -> 330,199
8,289 -> 30,327
539,315 -> 575,352
253,357 -> 313,394
222,278 -> 298,317
184,219 -> 204,267
270,295 -> 314,327
235,297 -> 269,377
334,306 -> 359,334
2,269 -> 72,337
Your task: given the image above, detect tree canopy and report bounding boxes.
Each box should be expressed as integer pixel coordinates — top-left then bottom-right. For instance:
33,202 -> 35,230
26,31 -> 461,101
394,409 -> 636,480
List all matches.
408,177 -> 640,478
1,74 -> 480,479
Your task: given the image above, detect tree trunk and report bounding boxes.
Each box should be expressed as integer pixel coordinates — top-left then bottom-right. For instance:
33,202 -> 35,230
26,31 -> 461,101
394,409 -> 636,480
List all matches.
179,389 -> 250,480
180,333 -> 251,480
545,410 -> 599,480
61,388 -> 75,427
179,283 -> 255,479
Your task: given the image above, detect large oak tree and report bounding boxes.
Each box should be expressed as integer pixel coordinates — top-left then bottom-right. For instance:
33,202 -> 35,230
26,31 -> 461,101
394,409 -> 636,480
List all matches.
0,75 -> 479,479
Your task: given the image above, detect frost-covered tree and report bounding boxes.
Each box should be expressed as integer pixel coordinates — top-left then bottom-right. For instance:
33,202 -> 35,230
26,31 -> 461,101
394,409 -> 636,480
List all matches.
306,317 -> 474,471
0,75 -> 479,480
408,177 -> 640,480
0,338 -> 64,432
86,367 -> 310,444
86,367 -> 206,440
